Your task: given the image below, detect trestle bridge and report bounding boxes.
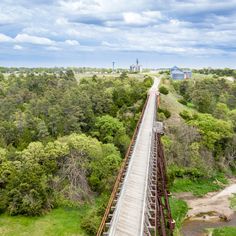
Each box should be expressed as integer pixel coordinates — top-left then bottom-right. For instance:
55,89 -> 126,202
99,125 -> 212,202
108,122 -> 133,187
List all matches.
97,78 -> 175,236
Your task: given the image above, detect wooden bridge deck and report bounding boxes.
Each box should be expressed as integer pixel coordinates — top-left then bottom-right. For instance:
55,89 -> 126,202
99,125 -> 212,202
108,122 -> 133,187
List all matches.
107,78 -> 160,236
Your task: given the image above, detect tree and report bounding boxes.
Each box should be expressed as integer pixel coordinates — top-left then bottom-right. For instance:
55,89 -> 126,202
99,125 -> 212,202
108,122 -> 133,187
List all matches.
36,120 -> 49,139
188,113 -> 233,150
159,86 -> 169,95
0,73 -> 4,81
6,160 -> 54,216
89,143 -> 121,192
229,110 -> 236,131
191,89 -> 216,113
120,72 -> 128,80
213,103 -> 229,120
92,115 -> 126,144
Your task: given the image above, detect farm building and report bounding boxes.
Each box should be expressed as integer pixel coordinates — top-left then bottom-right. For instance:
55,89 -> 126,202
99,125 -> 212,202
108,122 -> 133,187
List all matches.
130,59 -> 142,73
170,66 -> 192,80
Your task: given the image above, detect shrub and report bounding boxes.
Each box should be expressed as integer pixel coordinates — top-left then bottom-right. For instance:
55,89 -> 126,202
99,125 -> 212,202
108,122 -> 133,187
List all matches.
143,76 -> 153,87
158,108 -> 171,119
168,165 -> 204,180
159,86 -> 169,95
158,112 -> 166,121
81,195 -> 108,235
178,98 -> 187,105
179,110 -> 193,120
81,210 -> 101,235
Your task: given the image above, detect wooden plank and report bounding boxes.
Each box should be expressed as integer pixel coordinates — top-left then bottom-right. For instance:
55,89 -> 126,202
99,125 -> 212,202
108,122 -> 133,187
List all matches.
107,78 -> 160,236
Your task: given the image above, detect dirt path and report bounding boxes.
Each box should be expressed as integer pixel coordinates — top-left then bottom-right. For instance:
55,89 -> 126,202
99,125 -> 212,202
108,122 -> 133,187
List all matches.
177,179 -> 236,221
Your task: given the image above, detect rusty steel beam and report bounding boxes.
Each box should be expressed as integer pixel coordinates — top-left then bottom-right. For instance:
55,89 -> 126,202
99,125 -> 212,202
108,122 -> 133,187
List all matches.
155,133 -> 174,236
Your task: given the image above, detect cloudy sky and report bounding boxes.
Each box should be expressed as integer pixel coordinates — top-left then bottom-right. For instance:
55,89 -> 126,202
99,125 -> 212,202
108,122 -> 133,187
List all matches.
0,0 -> 236,68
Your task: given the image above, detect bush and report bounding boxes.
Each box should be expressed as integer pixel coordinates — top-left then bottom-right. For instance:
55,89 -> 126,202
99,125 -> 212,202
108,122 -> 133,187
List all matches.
81,210 -> 101,235
81,195 -> 108,235
159,86 -> 169,95
157,112 -> 166,121
168,165 -> 204,180
179,110 -> 193,120
178,98 -> 187,105
158,108 -> 171,119
143,76 -> 153,87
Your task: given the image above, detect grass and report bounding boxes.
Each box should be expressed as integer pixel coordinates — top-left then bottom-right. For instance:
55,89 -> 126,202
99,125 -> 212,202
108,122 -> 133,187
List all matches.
0,207 -> 88,236
159,78 -> 193,126
211,227 -> 236,236
171,176 -> 227,197
169,197 -> 188,235
186,102 -> 195,109
230,194 -> 236,210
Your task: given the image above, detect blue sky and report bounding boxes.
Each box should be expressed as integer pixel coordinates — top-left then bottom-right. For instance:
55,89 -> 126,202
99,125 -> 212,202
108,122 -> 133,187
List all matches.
0,0 -> 236,68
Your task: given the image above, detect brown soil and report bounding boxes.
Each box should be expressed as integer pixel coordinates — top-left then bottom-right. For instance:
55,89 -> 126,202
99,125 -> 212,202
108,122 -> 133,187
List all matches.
178,179 -> 236,222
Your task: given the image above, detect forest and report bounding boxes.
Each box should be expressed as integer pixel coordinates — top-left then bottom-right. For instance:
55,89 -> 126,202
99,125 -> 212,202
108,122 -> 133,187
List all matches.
0,70 -> 153,234
1,69 -> 236,235
159,74 -> 236,234
160,76 -> 236,177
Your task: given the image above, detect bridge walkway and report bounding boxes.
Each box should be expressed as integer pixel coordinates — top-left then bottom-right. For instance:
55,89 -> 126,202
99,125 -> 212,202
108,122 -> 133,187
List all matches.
107,78 -> 160,236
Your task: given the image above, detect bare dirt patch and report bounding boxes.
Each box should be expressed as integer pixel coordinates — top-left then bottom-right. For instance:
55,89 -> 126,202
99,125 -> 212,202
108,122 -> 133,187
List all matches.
180,179 -> 236,222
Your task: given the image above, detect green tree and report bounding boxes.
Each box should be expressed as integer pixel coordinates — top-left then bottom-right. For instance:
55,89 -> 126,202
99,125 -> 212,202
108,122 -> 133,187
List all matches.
229,110 -> 236,131
191,89 -> 216,113
89,143 -> 121,192
92,115 -> 126,144
213,103 -> 229,120
159,86 -> 169,95
189,113 -> 233,150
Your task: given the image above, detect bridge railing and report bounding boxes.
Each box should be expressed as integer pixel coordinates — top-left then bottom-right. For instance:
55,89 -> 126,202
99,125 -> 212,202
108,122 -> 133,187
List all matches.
143,92 -> 158,236
96,94 -> 150,236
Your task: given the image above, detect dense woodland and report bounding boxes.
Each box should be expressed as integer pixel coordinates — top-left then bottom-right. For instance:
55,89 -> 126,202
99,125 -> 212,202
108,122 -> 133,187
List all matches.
160,76 -> 236,183
0,71 -> 153,233
1,68 -> 236,235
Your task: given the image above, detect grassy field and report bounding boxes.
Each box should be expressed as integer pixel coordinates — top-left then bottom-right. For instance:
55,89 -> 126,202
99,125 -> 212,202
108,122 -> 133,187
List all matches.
171,176 -> 227,197
0,207 -> 88,236
212,227 -> 236,236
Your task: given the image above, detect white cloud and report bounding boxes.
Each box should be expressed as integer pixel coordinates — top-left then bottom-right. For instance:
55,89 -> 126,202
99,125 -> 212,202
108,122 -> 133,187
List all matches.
1,0 -> 236,62
15,34 -> 55,45
101,41 -> 119,48
123,11 -> 162,26
58,0 -> 87,12
0,33 -> 13,42
13,45 -> 24,50
143,11 -> 162,19
123,12 -> 146,25
65,39 -> 80,46
45,46 -> 61,51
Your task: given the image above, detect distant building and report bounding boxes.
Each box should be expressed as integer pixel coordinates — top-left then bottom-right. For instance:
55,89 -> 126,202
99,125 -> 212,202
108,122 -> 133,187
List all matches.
183,70 -> 192,79
170,66 -> 192,80
130,59 -> 142,73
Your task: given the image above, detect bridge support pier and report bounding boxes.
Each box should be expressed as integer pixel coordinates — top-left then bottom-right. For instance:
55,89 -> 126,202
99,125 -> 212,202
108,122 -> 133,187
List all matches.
144,131 -> 175,236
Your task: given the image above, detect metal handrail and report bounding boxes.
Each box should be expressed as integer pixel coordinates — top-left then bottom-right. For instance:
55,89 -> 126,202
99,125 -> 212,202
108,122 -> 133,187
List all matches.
96,94 -> 150,236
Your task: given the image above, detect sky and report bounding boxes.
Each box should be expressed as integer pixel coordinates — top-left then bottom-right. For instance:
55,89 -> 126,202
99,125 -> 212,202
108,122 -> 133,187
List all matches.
0,0 -> 236,68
